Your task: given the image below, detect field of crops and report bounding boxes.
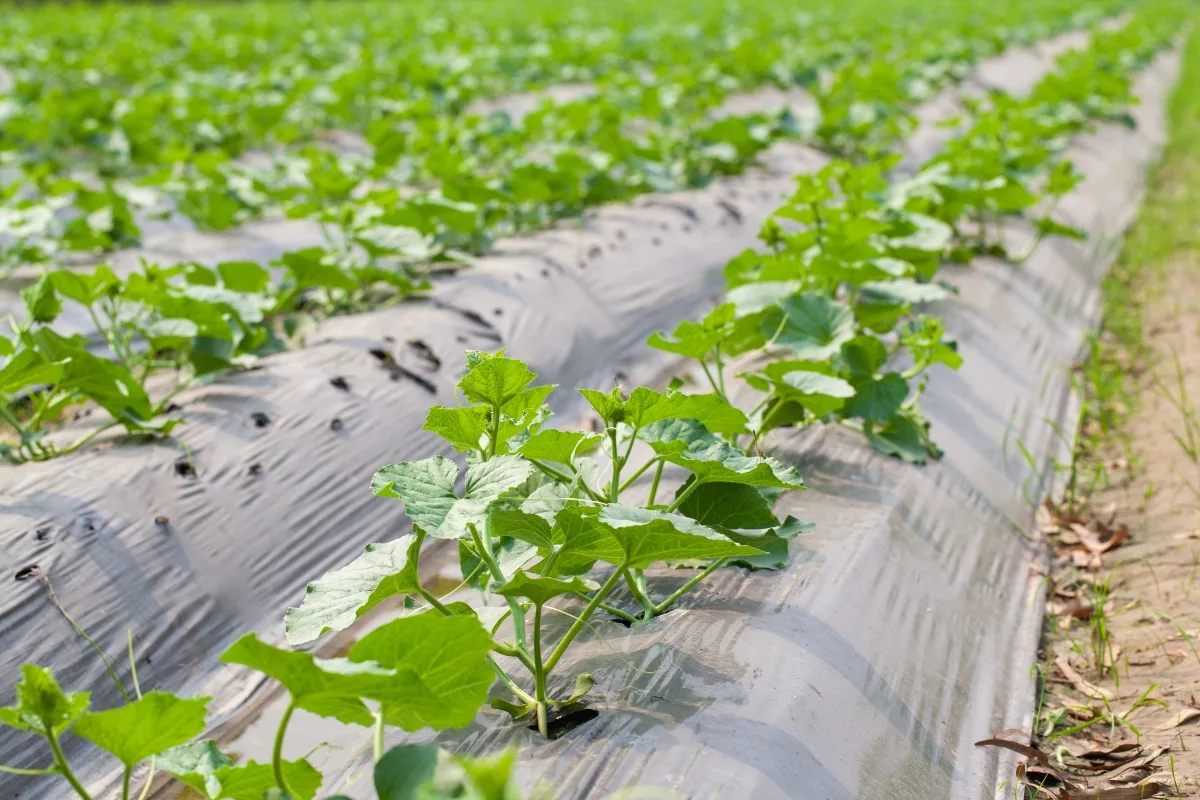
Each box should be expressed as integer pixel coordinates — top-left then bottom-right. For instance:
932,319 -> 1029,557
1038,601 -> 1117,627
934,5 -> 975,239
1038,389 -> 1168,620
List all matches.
0,0 -> 1191,798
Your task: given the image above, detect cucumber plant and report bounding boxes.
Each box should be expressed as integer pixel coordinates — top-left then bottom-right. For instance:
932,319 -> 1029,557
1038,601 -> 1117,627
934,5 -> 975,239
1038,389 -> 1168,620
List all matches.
284,350 -> 810,738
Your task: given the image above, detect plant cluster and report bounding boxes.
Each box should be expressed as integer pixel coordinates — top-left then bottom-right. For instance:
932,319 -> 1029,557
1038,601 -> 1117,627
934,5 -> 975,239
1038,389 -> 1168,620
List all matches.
0,2 -> 1189,799
0,0 -> 1124,273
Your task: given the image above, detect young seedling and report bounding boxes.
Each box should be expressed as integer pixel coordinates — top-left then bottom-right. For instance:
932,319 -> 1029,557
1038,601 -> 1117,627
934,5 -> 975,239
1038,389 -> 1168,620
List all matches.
285,350 -> 811,738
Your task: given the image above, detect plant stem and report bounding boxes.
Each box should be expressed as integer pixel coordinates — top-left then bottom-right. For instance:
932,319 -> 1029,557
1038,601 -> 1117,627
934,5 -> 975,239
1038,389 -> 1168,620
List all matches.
0,764 -> 57,775
486,400 -> 501,461
667,479 -> 702,512
631,570 -> 657,621
608,427 -> 621,502
135,758 -> 156,800
121,766 -> 131,800
470,522 -> 528,653
418,586 -> 454,616
488,657 -> 537,705
618,456 -> 658,494
699,360 -> 723,399
646,460 -> 664,506
527,458 -> 605,503
571,592 -> 637,624
653,558 -> 727,615
544,565 -> 627,673
272,702 -> 296,795
57,421 -> 119,459
532,604 -> 549,738
712,345 -> 728,398
372,709 -> 385,762
47,728 -> 92,800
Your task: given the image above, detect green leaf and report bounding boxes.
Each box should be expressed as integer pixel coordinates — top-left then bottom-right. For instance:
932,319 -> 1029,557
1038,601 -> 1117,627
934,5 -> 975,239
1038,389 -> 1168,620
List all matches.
517,429 -> 602,465
157,740 -> 233,799
646,304 -> 736,359
761,292 -> 857,360
598,504 -> 763,567
220,635 -> 392,726
0,664 -> 89,736
857,279 -> 949,305
279,247 -> 356,292
547,505 -> 625,575
74,691 -> 209,768
0,349 -> 67,397
458,351 -> 537,407
218,261 -> 271,293
21,275 -> 62,323
489,508 -> 557,550
844,373 -> 908,422
285,534 -> 421,644
1033,216 -> 1087,241
423,406 -> 489,453
371,455 -> 534,539
841,336 -> 889,379
347,612 -> 494,731
660,438 -> 805,490
726,281 -> 802,315
375,743 -> 439,800
775,368 -> 856,417
676,483 -> 779,530
209,759 -> 323,800
867,414 -> 930,464
493,570 -> 597,606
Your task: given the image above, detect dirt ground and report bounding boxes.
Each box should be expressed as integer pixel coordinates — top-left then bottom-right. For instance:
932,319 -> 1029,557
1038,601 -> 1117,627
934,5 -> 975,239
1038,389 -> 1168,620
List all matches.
1010,26 -> 1200,796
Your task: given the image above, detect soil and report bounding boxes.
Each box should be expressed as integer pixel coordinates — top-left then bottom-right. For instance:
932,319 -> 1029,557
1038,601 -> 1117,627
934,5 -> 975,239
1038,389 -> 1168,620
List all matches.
1028,268 -> 1200,795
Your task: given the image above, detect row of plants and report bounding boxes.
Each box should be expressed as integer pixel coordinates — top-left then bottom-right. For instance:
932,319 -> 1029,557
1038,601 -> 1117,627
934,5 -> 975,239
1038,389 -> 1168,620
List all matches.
0,0 -> 1125,273
0,1 -> 1127,464
2,5 -> 1187,799
646,0 -> 1186,465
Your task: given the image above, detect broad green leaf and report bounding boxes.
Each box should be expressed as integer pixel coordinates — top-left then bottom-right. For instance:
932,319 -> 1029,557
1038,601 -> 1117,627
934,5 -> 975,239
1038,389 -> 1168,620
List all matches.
489,508 -> 557,550
646,304 -> 736,359
761,292 -> 856,360
844,373 -> 908,422
627,388 -> 749,435
0,664 -> 89,736
279,247 -> 356,292
841,336 -> 889,379
726,281 -> 802,316
375,743 -> 439,800
676,483 -> 779,530
218,261 -> 271,293
640,418 -> 723,455
285,534 -> 421,644
459,351 -> 537,407
857,279 -> 950,305
598,504 -> 763,567
867,414 -> 930,464
371,455 -> 533,539
517,429 -> 601,465
776,369 -> 856,417
157,740 -> 233,799
21,275 -> 62,323
454,748 -> 521,799
423,406 -> 489,453
661,438 -> 805,490
220,635 -> 392,726
493,570 -> 597,606
548,505 -> 625,575
0,349 -> 67,397
347,612 -> 494,731
74,691 -> 209,767
210,759 -> 323,800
